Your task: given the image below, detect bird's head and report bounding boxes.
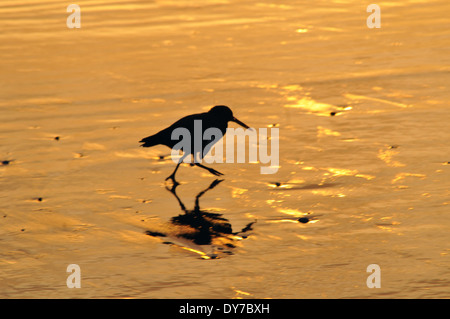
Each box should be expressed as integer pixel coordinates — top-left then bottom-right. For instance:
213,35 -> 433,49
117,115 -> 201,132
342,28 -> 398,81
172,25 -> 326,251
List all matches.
208,105 -> 250,129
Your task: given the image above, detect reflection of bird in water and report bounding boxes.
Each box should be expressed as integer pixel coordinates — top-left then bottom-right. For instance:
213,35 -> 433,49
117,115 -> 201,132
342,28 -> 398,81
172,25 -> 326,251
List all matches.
139,105 -> 250,184
145,179 -> 255,259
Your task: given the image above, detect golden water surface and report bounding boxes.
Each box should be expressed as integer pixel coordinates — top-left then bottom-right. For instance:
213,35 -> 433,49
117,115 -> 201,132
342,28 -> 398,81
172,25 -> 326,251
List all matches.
0,0 -> 449,298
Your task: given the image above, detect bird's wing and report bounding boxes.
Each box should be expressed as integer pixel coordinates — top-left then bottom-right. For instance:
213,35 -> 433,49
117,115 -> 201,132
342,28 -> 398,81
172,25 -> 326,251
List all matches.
140,112 -> 207,148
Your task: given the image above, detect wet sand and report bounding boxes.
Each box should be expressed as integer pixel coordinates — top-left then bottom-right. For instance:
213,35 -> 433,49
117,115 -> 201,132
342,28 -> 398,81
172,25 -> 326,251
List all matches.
0,0 -> 449,298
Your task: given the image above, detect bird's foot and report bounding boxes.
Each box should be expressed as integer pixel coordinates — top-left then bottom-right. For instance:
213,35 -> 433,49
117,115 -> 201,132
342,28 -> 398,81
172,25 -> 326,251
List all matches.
207,168 -> 224,176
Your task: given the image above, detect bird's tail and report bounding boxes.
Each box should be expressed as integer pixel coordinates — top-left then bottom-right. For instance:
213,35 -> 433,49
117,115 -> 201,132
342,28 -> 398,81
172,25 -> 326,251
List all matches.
139,133 -> 161,147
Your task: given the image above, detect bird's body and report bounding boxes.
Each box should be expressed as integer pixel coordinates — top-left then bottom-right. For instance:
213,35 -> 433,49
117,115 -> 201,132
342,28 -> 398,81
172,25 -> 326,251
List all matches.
140,111 -> 228,157
139,105 -> 249,182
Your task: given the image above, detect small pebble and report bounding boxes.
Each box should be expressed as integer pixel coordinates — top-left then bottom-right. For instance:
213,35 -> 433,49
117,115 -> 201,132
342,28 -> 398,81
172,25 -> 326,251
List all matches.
298,217 -> 310,224
330,112 -> 337,116
54,136 -> 60,141
1,160 -> 10,166
145,231 -> 167,237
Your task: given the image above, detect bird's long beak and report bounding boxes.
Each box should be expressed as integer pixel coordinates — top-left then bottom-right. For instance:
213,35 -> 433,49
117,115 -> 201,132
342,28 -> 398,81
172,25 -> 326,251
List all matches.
232,117 -> 250,129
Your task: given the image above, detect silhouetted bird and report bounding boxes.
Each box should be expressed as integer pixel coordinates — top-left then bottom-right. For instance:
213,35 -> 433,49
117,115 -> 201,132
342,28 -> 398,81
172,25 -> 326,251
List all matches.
139,105 -> 250,183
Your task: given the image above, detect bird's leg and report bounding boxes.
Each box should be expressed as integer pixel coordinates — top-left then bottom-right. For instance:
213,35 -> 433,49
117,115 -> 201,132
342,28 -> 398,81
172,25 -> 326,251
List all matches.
165,162 -> 180,187
194,162 -> 224,176
165,154 -> 187,186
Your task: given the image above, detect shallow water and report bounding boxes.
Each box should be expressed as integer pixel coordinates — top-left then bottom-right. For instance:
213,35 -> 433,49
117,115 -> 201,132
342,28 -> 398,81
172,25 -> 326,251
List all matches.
0,0 -> 449,298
